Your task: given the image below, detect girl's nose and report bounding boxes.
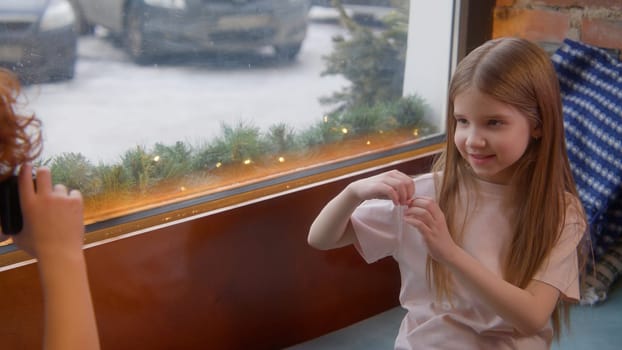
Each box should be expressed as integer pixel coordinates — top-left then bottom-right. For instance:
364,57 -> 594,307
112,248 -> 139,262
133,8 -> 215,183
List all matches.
466,130 -> 486,148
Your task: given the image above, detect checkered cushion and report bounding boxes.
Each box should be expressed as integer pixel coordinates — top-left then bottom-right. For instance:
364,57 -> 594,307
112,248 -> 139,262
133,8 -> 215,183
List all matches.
552,39 -> 622,260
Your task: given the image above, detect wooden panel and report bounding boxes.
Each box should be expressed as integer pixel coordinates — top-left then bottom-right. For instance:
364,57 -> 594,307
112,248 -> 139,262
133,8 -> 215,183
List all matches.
0,156 -> 434,349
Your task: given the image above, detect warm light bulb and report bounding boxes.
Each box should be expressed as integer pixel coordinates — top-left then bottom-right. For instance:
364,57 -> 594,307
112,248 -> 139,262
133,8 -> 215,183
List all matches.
153,155 -> 160,162
323,115 -> 329,123
413,128 -> 419,136
244,159 -> 251,165
366,140 -> 371,145
216,162 -> 222,168
341,127 -> 348,134
278,156 -> 285,163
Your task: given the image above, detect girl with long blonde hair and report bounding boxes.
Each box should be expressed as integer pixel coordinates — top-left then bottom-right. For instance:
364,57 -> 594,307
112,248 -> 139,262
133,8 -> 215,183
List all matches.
308,37 -> 587,349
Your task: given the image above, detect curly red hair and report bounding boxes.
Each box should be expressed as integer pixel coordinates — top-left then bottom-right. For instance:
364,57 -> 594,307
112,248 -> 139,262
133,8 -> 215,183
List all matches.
0,68 -> 42,180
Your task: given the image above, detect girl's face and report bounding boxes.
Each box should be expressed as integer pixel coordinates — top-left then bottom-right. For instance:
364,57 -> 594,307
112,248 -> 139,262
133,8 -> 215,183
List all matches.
453,87 -> 538,185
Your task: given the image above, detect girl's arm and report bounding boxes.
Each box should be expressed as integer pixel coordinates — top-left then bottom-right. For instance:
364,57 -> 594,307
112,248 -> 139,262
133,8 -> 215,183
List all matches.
404,196 -> 562,335
12,164 -> 100,350
36,247 -> 100,350
307,184 -> 360,250
308,170 -> 414,250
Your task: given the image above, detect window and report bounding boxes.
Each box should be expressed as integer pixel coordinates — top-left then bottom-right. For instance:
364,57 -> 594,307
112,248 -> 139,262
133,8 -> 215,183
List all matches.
0,0 -> 458,256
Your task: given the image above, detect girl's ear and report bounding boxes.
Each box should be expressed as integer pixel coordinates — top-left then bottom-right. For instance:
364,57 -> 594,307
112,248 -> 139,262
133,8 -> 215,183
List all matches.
531,124 -> 542,140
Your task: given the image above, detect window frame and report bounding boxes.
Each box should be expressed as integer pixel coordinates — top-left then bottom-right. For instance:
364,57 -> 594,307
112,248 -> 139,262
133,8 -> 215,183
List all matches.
0,0 -> 468,268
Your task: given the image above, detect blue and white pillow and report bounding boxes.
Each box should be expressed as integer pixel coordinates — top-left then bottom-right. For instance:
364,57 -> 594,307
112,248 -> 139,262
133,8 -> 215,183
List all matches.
552,39 -> 622,261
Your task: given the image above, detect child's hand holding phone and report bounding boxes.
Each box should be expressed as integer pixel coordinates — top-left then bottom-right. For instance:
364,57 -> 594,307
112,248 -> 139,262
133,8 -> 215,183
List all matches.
7,164 -> 85,262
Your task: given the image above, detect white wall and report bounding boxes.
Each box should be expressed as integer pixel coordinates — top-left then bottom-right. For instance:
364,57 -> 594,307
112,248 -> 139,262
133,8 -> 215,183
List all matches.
403,0 -> 460,133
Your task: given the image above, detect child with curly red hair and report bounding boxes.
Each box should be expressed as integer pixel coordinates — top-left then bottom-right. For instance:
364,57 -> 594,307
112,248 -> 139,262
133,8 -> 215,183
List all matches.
0,68 -> 100,350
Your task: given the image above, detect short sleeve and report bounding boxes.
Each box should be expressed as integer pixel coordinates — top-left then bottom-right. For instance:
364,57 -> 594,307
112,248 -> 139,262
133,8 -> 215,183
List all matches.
533,199 -> 587,301
351,199 -> 404,264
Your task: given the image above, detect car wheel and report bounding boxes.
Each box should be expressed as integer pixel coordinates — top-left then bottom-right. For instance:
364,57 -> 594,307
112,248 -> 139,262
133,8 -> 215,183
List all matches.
274,43 -> 302,61
50,41 -> 77,82
125,2 -> 152,64
52,60 -> 76,81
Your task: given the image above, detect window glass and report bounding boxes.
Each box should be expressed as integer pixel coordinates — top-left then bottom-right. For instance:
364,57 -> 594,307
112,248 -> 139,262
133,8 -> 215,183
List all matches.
0,0 -> 455,245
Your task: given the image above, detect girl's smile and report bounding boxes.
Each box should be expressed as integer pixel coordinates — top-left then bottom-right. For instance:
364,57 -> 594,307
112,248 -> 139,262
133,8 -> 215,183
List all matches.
468,153 -> 496,165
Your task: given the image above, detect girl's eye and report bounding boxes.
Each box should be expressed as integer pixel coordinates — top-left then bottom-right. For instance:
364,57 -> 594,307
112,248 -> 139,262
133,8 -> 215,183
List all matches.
456,118 -> 468,125
488,119 -> 503,127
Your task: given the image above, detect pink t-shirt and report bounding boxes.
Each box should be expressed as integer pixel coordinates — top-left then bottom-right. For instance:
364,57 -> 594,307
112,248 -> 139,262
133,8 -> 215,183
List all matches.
351,173 -> 585,350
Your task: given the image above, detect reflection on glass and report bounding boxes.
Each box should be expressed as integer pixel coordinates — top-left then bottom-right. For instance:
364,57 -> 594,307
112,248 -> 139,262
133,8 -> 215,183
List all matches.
1,0 -> 440,227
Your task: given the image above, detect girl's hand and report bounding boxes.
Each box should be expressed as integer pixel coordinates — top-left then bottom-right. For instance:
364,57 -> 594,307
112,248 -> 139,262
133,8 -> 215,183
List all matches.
12,164 -> 85,263
346,170 -> 414,206
403,196 -> 460,265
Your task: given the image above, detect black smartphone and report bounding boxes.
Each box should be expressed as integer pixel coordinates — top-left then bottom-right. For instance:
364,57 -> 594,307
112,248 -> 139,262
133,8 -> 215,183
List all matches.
0,175 -> 23,235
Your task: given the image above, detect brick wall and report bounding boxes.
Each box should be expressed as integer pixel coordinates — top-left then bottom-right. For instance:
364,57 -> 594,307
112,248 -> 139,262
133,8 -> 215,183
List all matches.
492,0 -> 622,57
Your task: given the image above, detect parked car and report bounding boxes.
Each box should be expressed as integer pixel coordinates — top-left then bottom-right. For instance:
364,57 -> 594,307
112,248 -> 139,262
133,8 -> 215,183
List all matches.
311,0 -> 395,20
312,0 -> 392,7
74,0 -> 310,63
0,0 -> 78,84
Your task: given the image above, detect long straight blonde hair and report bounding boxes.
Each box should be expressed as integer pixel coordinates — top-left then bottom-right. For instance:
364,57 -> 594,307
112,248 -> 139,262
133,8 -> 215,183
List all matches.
429,37 -> 586,336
